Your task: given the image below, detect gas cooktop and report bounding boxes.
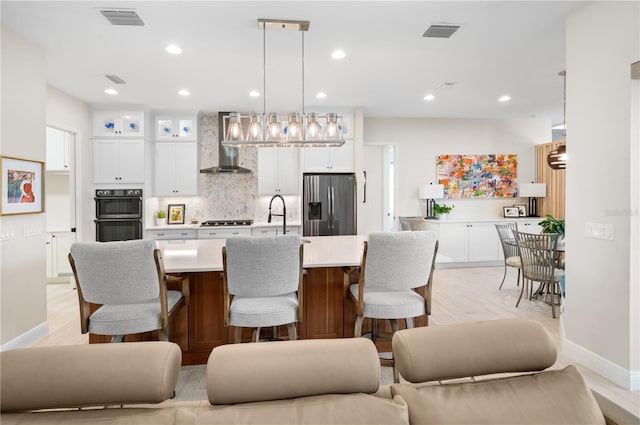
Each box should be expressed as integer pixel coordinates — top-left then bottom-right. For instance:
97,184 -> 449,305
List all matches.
200,219 -> 254,227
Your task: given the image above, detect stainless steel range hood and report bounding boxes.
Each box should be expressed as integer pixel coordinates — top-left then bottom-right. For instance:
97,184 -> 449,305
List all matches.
200,113 -> 252,174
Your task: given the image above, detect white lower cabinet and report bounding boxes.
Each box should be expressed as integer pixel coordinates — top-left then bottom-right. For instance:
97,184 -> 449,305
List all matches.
148,229 -> 197,240
423,220 -> 501,266
198,228 -> 251,239
252,226 -> 300,236
46,232 -> 75,278
516,219 -> 543,234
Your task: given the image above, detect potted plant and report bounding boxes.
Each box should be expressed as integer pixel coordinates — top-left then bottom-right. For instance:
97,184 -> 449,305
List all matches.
538,214 -> 565,248
155,210 -> 166,226
433,202 -> 454,220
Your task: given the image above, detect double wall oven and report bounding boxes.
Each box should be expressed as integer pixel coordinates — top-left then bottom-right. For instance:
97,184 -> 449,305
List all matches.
94,189 -> 143,242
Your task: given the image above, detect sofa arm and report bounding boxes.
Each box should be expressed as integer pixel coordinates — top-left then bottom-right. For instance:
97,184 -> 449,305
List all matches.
1,341 -> 181,412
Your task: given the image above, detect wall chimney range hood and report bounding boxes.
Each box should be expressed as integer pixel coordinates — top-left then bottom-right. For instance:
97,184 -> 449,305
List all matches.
200,113 -> 252,174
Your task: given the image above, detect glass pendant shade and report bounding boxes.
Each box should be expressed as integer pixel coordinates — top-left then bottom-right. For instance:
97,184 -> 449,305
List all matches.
323,112 -> 342,140
305,112 -> 321,141
225,112 -> 244,142
246,113 -> 263,142
265,112 -> 283,142
285,113 -> 302,142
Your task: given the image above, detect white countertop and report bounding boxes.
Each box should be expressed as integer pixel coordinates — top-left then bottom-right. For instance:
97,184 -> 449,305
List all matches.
423,217 -> 542,224
157,235 -> 365,273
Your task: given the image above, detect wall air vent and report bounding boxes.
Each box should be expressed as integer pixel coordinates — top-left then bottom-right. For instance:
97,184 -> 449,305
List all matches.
100,10 -> 145,26
105,74 -> 126,84
423,24 -> 460,38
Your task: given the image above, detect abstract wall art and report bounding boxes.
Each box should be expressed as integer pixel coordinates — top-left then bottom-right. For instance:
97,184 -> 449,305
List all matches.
436,154 -> 518,199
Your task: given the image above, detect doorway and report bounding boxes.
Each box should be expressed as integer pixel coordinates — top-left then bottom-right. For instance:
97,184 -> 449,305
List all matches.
361,145 -> 395,233
45,126 -> 76,283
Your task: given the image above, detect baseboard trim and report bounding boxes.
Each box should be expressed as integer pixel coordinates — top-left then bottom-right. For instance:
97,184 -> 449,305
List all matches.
564,337 -> 640,391
0,321 -> 48,352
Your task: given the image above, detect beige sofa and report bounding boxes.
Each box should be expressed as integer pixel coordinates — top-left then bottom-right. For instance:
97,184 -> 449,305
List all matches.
1,319 -> 636,424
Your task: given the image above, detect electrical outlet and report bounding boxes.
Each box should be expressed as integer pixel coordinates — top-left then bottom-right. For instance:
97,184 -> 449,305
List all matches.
585,222 -> 614,240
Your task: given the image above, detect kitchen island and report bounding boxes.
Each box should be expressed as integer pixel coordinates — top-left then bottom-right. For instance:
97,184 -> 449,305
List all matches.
89,235 -> 430,365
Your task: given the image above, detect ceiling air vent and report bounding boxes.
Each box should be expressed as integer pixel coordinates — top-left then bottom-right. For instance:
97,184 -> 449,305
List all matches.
423,24 -> 460,39
100,10 -> 145,26
105,74 -> 126,84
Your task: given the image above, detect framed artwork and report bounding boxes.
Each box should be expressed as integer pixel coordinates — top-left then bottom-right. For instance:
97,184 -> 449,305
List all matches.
167,204 -> 185,224
436,154 -> 518,199
503,206 -> 520,218
514,204 -> 527,217
1,156 -> 45,215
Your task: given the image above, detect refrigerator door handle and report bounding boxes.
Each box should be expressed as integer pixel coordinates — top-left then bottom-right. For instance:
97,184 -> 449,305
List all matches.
331,186 -> 335,217
327,186 -> 332,229
363,171 -> 367,203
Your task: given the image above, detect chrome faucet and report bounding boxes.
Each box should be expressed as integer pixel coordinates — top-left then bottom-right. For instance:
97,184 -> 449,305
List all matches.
267,194 -> 286,235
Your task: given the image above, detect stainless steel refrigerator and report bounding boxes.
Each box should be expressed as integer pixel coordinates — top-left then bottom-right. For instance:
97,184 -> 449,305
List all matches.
303,173 -> 357,236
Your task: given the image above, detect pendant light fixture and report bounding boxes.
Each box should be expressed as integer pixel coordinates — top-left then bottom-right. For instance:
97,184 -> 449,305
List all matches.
221,19 -> 346,148
548,70 -> 567,170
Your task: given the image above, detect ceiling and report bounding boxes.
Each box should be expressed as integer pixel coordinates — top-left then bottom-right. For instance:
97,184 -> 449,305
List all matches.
1,1 -> 580,125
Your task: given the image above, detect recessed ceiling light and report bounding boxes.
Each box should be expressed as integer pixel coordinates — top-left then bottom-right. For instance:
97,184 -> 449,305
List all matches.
424,94 -> 435,101
178,89 -> 190,96
331,49 -> 346,60
249,90 -> 260,97
316,92 -> 327,99
165,44 -> 182,55
498,95 -> 511,102
104,88 -> 118,95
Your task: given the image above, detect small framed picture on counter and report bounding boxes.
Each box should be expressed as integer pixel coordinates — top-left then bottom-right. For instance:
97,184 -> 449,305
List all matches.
513,204 -> 527,217
503,206 -> 520,218
168,204 -> 185,224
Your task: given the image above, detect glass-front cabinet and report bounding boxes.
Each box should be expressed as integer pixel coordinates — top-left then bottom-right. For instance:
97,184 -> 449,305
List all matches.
92,110 -> 145,137
154,113 -> 198,141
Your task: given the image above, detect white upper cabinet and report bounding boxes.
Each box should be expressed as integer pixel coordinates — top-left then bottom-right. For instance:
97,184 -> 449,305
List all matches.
93,139 -> 145,183
46,127 -> 70,172
154,113 -> 198,141
302,139 -> 354,173
257,147 -> 299,195
92,110 -> 145,137
154,142 -> 199,196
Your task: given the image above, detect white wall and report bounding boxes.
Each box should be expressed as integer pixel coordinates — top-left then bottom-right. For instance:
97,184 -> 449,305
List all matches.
363,117 -> 550,221
0,25 -> 48,347
564,1 -> 639,390
46,86 -> 90,242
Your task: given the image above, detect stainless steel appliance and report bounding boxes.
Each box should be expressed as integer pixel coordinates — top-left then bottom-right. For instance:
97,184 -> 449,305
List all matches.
199,113 -> 251,174
94,189 -> 143,242
303,173 -> 356,236
200,219 -> 253,227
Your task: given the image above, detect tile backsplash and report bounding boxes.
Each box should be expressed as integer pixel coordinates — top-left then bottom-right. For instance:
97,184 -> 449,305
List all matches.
154,113 -> 300,223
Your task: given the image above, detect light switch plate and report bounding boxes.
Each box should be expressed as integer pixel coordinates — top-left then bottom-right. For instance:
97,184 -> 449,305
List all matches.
585,222 -> 615,240
0,227 -> 16,240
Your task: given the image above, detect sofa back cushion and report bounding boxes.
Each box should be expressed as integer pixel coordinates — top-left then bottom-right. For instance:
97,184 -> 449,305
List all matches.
207,338 -> 380,404
0,341 -> 181,412
393,318 -> 557,382
391,365 -> 605,425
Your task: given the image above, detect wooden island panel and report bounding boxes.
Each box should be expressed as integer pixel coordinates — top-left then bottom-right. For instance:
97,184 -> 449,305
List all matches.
89,266 -> 428,365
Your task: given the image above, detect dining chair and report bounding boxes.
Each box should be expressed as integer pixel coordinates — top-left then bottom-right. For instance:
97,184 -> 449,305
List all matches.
68,239 -> 189,342
347,231 -> 438,381
222,234 -> 304,343
495,222 -> 522,290
513,230 -> 565,318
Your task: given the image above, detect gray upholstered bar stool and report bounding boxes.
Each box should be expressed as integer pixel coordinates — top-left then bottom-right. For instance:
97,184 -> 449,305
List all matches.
68,239 -> 189,343
222,234 -> 303,343
346,231 -> 438,381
